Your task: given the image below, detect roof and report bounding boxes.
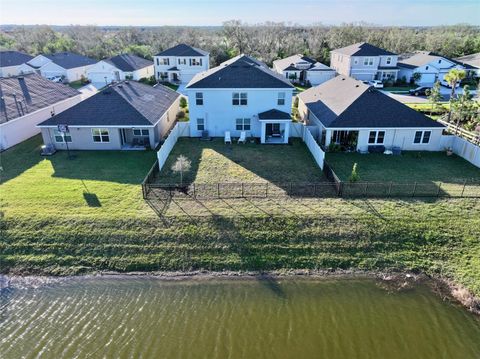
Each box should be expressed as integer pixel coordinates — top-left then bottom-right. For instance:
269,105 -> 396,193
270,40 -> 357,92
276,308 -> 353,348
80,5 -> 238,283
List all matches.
43,52 -> 97,69
258,109 -> 291,120
156,44 -> 208,57
332,42 -> 396,57
187,55 -> 294,89
273,54 -> 335,73
38,81 -> 179,127
454,53 -> 480,69
0,73 -> 80,124
104,54 -> 153,72
0,50 -> 34,67
398,51 -> 461,69
298,76 -> 444,129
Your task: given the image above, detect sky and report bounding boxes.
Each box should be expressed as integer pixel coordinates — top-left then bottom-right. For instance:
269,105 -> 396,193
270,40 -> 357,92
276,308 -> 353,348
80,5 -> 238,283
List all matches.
0,0 -> 479,26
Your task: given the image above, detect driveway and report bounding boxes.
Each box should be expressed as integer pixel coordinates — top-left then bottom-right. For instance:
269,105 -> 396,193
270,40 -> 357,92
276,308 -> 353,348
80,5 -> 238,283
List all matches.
381,91 -> 428,103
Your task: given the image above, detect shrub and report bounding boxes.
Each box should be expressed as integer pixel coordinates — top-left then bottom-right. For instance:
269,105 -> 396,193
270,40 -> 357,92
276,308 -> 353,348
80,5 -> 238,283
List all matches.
176,111 -> 185,119
328,143 -> 341,152
349,163 -> 360,182
179,97 -> 187,109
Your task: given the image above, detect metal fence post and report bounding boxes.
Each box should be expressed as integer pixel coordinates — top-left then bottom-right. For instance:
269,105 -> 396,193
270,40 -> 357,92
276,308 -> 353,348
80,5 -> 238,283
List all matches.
265,183 -> 269,198
193,183 -> 196,199
217,183 -> 220,198
364,182 -> 368,196
412,182 -> 417,197
388,181 -> 392,197
437,182 -> 442,197
461,179 -> 467,197
241,182 -> 244,197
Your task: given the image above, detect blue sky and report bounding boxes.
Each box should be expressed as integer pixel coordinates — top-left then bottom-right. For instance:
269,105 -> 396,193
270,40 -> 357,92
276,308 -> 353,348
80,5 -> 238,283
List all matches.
1,0 -> 479,26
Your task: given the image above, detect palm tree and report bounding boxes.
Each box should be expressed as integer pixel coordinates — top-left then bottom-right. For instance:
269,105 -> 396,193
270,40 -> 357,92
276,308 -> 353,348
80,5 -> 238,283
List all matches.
444,69 -> 466,122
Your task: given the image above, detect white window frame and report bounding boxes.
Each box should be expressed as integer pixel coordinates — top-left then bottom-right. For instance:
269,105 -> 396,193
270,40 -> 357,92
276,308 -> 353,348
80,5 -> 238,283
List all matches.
133,129 -> 149,136
54,129 -> 72,143
196,118 -> 205,131
178,58 -> 186,65
277,92 -> 285,106
195,92 -> 203,106
364,57 -> 374,66
160,58 -> 170,65
386,57 -> 392,65
413,130 -> 431,144
235,118 -> 251,131
92,128 -> 110,143
368,130 -> 385,144
190,58 -> 202,66
232,92 -> 247,106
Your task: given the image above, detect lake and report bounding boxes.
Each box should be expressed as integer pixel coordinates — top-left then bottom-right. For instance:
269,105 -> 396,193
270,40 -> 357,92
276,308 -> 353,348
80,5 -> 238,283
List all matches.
0,276 -> 479,359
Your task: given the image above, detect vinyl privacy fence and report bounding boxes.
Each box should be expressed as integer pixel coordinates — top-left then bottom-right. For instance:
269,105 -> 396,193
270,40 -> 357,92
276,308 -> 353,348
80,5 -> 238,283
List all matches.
157,122 -> 190,171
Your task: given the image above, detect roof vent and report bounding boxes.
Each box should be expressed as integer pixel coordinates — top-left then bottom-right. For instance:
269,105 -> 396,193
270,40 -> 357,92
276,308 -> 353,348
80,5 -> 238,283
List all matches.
342,78 -> 345,80
118,84 -> 123,88
355,84 -> 359,87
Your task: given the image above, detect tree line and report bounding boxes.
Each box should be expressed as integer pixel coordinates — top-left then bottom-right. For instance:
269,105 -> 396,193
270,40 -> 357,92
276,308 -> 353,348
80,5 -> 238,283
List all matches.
1,22 -> 479,66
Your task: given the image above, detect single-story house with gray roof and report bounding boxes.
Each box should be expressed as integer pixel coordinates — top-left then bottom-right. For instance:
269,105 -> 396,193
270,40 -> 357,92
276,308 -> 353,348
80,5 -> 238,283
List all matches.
0,50 -> 34,77
272,54 -> 335,86
38,81 -> 180,150
298,76 -> 445,152
87,54 -> 154,85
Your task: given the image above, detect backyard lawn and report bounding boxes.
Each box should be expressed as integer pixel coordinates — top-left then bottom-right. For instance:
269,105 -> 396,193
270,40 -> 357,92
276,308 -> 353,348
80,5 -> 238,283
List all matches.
326,151 -> 480,183
68,80 -> 85,89
157,138 -> 326,184
1,136 -> 480,299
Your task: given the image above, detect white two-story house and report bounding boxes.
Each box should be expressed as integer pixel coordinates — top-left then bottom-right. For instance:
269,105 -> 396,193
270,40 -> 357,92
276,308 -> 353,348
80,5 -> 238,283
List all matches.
154,44 -> 209,84
186,55 -> 295,144
272,54 -> 336,86
330,42 -> 399,82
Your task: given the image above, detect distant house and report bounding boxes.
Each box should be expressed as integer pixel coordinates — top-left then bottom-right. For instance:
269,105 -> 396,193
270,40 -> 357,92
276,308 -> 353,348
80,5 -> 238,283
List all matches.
297,76 -> 444,152
330,42 -> 399,82
186,54 -> 295,144
38,81 -> 180,150
454,53 -> 480,77
87,54 -> 154,85
398,51 -> 471,86
0,73 -> 82,150
0,50 -> 34,77
28,52 -> 97,83
272,54 -> 335,86
154,44 -> 209,84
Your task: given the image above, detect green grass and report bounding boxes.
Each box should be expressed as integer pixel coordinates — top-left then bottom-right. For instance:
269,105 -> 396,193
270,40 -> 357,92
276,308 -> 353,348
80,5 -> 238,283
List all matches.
383,86 -> 416,92
68,80 -> 85,89
294,85 -> 311,93
163,82 -> 179,91
326,152 -> 480,183
1,136 -> 480,298
157,138 -> 326,184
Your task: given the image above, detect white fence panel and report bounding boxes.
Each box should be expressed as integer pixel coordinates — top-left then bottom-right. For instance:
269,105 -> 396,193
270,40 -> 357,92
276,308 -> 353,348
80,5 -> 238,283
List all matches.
441,135 -> 480,168
176,121 -> 190,137
302,126 -> 325,170
157,122 -> 182,171
290,122 -> 304,138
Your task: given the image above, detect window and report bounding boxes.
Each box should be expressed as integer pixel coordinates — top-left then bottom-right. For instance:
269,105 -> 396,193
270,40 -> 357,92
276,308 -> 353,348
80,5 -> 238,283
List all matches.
232,92 -> 247,106
438,59 -> 442,63
386,57 -> 392,65
426,66 -> 429,70
235,118 -> 251,131
178,58 -> 186,65
277,92 -> 285,105
354,58 -> 358,65
195,92 -> 203,106
156,58 -> 159,66
190,58 -> 202,66
368,131 -> 385,144
160,58 -> 169,65
196,118 -> 205,131
92,128 -> 109,143
133,129 -> 149,136
54,129 -> 72,143
363,57 -> 374,66
414,131 -> 431,144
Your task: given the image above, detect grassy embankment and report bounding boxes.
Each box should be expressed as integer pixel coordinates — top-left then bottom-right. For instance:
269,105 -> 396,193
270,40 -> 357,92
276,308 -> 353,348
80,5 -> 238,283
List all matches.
1,136 -> 480,297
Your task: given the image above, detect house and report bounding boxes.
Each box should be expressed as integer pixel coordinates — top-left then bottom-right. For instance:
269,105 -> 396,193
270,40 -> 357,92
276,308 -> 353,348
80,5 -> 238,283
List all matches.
454,53 -> 480,78
87,54 -> 154,85
186,54 -> 295,144
28,52 -> 97,83
154,44 -> 209,84
330,42 -> 399,82
398,51 -> 469,86
297,76 -> 445,152
38,81 -> 180,150
0,50 -> 34,77
272,54 -> 336,86
0,73 -> 82,150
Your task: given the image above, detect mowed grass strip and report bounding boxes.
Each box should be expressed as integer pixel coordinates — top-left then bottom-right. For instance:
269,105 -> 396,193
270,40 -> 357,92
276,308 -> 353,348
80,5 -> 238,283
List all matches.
1,135 -> 480,297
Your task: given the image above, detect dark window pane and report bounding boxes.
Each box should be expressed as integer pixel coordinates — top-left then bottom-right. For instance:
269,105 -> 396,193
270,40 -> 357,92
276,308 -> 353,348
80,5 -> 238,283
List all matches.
377,131 -> 385,144
414,131 -> 422,144
422,131 -> 431,143
142,129 -> 149,136
368,131 -> 376,144
93,135 -> 101,142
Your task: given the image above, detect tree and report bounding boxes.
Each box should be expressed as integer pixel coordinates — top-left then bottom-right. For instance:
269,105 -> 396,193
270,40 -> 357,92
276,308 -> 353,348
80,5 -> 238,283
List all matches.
444,69 -> 466,122
427,81 -> 442,110
451,85 -> 475,133
349,163 -> 360,182
171,155 -> 191,185
411,72 -> 422,85
179,97 -> 187,109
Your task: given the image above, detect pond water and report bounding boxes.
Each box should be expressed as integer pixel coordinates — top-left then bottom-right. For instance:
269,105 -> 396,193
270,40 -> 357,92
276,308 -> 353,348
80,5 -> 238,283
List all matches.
0,277 -> 479,359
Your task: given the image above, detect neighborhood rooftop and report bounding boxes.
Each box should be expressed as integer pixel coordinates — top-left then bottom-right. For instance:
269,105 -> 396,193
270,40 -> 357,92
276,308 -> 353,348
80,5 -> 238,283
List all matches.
298,76 -> 444,129
42,52 -> 97,69
399,51 -> 478,70
38,81 -> 179,127
0,50 -> 34,67
332,42 -> 396,56
187,54 -> 294,89
454,52 -> 480,68
273,54 -> 315,70
104,54 -> 154,72
156,44 -> 209,57
0,73 -> 80,124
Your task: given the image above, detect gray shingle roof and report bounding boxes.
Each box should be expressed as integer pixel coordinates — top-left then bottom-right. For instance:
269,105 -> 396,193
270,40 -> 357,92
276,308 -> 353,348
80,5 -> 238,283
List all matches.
258,109 -> 291,120
44,52 -> 97,69
332,42 -> 396,57
156,44 -> 208,57
298,76 -> 444,129
187,55 -> 294,89
0,50 -> 34,67
0,73 -> 80,124
38,81 -> 179,127
454,53 -> 480,68
397,51 -> 467,69
104,54 -> 153,72
273,54 -> 315,71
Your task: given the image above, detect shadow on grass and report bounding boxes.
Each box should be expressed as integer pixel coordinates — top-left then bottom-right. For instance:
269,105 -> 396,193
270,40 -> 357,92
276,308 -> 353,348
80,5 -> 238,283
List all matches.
0,135 -> 43,184
256,274 -> 287,299
83,192 -> 101,207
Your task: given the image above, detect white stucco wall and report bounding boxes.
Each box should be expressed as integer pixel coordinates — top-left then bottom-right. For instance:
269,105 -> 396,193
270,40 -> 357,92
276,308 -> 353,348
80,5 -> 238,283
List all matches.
306,70 -> 336,85
154,54 -> 209,83
186,88 -> 294,138
0,94 -> 83,150
41,126 -> 124,150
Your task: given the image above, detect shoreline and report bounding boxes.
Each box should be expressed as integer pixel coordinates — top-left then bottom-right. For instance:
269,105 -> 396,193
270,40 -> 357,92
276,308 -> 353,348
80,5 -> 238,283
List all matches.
2,269 -> 479,316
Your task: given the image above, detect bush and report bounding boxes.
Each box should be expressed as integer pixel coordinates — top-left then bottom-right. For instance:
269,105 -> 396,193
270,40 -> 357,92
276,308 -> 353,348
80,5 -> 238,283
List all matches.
349,163 -> 360,182
328,143 -> 341,152
179,97 -> 187,109
139,76 -> 157,86
176,111 -> 185,119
